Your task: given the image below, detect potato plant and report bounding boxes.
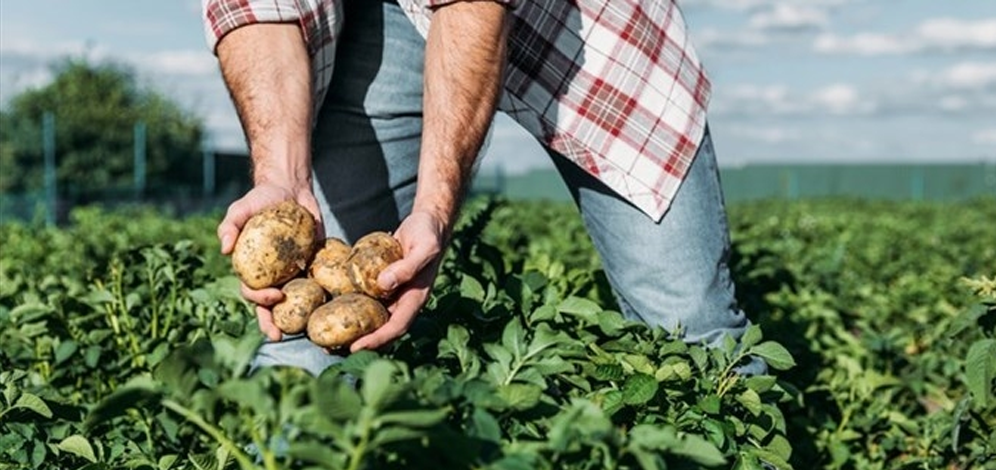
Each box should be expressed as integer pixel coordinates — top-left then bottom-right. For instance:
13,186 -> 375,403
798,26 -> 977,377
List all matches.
0,197 -> 994,470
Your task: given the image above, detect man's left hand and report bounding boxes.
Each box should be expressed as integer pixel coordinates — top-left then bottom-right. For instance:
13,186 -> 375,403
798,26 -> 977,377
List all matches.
348,210 -> 448,352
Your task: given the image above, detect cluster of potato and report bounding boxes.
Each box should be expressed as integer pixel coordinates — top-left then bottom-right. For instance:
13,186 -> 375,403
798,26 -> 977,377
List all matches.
230,201 -> 402,349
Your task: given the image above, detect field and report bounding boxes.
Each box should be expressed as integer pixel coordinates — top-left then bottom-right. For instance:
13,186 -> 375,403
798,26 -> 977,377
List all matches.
1,197 -> 995,469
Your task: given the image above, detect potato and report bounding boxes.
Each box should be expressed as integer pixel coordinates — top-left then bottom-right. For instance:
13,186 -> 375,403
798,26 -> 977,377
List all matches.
307,293 -> 389,349
347,231 -> 403,299
272,278 -> 326,334
309,237 -> 357,296
232,201 -> 316,289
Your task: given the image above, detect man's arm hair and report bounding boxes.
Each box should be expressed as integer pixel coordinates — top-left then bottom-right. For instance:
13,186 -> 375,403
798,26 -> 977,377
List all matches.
216,23 -> 313,187
414,2 -> 510,227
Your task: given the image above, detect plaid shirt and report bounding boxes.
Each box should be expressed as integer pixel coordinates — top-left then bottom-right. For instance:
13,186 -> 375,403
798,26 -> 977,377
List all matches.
203,0 -> 711,221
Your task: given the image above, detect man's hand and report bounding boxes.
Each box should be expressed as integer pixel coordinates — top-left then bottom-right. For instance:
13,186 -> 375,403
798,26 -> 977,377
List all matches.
215,23 -> 315,341
347,1 -> 510,351
348,210 -> 446,352
218,181 -> 323,342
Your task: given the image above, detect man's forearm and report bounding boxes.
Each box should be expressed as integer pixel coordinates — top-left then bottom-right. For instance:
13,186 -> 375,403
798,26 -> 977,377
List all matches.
415,2 -> 510,228
217,24 -> 313,187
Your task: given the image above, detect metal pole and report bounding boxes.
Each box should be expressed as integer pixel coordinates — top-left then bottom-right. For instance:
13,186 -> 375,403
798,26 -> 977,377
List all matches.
202,139 -> 215,196
43,112 -> 56,226
911,166 -> 925,201
134,121 -> 147,199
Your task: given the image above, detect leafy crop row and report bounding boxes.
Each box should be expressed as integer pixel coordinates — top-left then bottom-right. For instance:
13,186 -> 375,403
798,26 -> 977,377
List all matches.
1,198 -> 994,469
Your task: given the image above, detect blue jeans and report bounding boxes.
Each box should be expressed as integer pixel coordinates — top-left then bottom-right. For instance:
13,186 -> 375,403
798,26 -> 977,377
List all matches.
252,0 -> 764,376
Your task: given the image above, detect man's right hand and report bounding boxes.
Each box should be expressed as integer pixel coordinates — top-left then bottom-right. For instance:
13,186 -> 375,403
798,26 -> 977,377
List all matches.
217,181 -> 323,342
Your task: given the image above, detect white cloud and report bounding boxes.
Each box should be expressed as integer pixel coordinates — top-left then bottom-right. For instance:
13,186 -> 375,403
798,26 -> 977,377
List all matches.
696,27 -> 772,49
811,83 -> 873,114
726,124 -> 800,143
815,17 -> 996,55
813,32 -> 912,55
973,128 -> 996,145
749,4 -> 827,31
916,18 -> 996,51
935,62 -> 996,91
683,0 -> 853,12
133,50 -> 217,77
711,82 -> 877,117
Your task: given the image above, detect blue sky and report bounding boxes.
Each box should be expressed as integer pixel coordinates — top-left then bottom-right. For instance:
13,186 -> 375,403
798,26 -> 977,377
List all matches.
1,0 -> 994,174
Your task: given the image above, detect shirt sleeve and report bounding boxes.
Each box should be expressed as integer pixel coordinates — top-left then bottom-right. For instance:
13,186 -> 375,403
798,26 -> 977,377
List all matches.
201,0 -> 309,54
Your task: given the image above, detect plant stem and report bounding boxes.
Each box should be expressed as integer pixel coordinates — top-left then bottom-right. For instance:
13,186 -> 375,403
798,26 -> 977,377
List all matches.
162,399 -> 257,470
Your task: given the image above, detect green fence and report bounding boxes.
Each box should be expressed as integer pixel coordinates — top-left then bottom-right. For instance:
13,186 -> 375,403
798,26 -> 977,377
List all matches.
472,162 -> 996,203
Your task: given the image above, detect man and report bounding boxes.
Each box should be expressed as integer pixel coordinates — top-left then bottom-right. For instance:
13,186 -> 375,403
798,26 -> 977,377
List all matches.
203,0 -> 764,376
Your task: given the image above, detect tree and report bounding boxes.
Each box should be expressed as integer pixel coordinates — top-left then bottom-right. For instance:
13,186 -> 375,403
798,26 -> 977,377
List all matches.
0,58 -> 204,196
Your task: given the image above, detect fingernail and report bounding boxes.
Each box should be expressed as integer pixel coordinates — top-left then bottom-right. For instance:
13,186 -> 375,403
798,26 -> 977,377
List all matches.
221,235 -> 233,251
378,271 -> 398,290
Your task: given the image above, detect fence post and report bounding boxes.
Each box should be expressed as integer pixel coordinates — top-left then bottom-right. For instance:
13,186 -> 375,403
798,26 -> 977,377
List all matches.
134,121 -> 147,199
202,138 -> 215,197
911,166 -> 925,201
785,169 -> 799,200
43,112 -> 57,226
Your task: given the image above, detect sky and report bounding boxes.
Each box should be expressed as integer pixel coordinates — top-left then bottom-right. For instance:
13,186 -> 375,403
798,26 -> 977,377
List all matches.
1,0 -> 994,175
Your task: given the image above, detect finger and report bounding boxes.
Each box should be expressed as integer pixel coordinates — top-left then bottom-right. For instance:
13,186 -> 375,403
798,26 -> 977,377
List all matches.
256,305 -> 282,342
218,199 -> 253,254
349,291 -> 424,352
241,284 -> 284,306
378,241 -> 439,292
297,193 -> 325,239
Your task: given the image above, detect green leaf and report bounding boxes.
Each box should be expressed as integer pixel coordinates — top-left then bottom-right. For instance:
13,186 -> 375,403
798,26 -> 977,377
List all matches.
699,394 -> 721,415
469,408 -> 501,443
217,379 -> 272,416
460,275 -> 486,301
13,392 -> 52,419
287,442 -> 343,466
86,376 -> 160,429
158,454 -> 177,470
84,346 -> 102,369
338,349 -> 380,376
483,343 -> 513,370
501,318 -> 527,361
629,424 -> 679,448
375,408 -> 449,428
497,383 -> 542,410
557,296 -> 601,323
736,389 -> 763,416
593,363 -> 625,381
57,435 -> 97,463
748,342 -> 796,371
741,324 -> 762,349
744,375 -> 778,393
749,447 -> 792,470
54,340 -> 78,365
622,373 -> 658,405
597,310 -> 627,336
370,426 -> 427,447
965,339 -> 996,407
361,360 -> 397,410
672,434 -> 726,467
529,305 -> 557,322
602,390 -> 625,416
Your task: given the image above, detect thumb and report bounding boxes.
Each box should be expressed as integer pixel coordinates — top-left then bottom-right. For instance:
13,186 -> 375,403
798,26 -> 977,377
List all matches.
218,200 -> 253,254
377,243 -> 435,291
297,194 -> 325,240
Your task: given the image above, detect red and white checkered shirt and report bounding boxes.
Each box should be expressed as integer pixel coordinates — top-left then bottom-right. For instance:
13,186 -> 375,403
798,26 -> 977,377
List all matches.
203,0 -> 711,221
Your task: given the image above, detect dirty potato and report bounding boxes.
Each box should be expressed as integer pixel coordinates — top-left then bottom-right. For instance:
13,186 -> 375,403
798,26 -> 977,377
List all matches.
347,232 -> 403,299
272,278 -> 326,335
309,237 -> 356,296
232,201 -> 316,289
307,293 -> 389,349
